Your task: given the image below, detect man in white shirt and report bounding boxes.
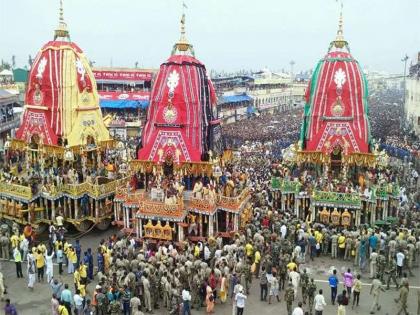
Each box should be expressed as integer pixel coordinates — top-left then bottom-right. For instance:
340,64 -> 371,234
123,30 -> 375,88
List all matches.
235,288 -> 247,315
182,287 -> 192,315
19,237 -> 29,262
130,295 -> 141,313
281,224 -> 287,239
292,302 -> 304,315
396,250 -> 405,277
233,283 -> 243,315
73,289 -> 84,314
204,245 -> 211,261
370,250 -> 378,279
214,248 -> 222,259
314,289 -> 327,315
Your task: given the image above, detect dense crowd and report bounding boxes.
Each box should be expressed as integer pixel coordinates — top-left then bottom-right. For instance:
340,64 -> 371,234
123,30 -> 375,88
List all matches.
0,142 -> 419,315
368,89 -> 418,158
0,87 -> 419,315
222,90 -> 419,161
102,110 -> 147,124
223,109 -> 303,156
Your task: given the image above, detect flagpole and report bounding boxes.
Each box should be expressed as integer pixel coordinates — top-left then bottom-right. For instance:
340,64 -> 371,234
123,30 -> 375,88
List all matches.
182,1 -> 188,15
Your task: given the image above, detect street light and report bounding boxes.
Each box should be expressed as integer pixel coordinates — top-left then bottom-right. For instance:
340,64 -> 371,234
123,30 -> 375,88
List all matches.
401,54 -> 409,129
289,60 -> 295,82
289,61 -> 295,109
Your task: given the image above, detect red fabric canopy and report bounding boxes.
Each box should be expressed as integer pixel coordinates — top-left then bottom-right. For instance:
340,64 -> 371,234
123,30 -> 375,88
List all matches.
138,54 -> 217,163
16,40 -> 97,145
302,50 -> 370,155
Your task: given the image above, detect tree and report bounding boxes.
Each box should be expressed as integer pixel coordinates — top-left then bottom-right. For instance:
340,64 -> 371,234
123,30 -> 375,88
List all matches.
0,59 -> 11,71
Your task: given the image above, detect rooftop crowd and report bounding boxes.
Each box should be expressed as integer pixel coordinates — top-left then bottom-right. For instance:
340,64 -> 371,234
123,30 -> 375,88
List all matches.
223,109 -> 303,158
222,92 -> 419,161
369,89 -> 419,159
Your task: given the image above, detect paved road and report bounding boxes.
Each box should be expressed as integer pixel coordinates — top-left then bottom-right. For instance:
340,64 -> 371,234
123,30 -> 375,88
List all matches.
0,228 -> 418,315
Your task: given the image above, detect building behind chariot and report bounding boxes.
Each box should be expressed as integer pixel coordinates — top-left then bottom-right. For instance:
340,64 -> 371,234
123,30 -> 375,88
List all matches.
93,67 -> 157,139
213,69 -> 307,124
405,52 -> 420,136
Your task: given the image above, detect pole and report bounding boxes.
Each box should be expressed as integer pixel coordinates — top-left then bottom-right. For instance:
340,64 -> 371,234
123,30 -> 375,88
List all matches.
401,54 -> 409,128
289,61 -> 295,110
290,60 -> 295,82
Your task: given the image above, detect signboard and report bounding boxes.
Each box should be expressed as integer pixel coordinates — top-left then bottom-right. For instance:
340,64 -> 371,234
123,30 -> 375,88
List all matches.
98,91 -> 150,101
110,127 -> 127,140
93,70 -> 153,81
108,119 -> 126,127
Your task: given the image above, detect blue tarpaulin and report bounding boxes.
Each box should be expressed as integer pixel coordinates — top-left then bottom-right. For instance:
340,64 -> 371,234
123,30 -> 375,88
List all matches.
221,94 -> 253,104
380,143 -> 411,160
247,104 -> 256,114
100,100 -> 149,109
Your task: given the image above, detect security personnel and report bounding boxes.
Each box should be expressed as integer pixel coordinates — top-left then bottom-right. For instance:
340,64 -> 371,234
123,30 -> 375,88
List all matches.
331,233 -> 338,259
386,258 -> 399,290
285,281 -> 295,315
377,252 -> 387,281
396,282 -> 409,315
300,268 -> 309,304
307,278 -> 317,315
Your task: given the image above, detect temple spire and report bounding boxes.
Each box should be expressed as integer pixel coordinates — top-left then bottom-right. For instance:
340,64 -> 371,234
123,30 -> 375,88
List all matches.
332,2 -> 348,49
171,7 -> 195,56
179,13 -> 188,46
54,0 -> 70,41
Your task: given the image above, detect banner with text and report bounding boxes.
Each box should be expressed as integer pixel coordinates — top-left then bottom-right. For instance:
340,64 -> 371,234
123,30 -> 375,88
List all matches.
93,70 -> 153,81
98,91 -> 150,101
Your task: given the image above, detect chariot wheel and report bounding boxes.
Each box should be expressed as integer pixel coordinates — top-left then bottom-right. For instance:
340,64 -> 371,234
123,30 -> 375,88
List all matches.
34,222 -> 48,235
75,220 -> 93,233
96,218 -> 111,231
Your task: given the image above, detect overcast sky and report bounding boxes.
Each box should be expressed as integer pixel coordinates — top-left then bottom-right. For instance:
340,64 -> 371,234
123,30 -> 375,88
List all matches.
1,0 -> 419,74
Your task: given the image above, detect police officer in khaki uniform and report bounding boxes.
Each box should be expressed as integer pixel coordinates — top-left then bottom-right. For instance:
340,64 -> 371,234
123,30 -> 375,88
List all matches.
395,282 -> 409,315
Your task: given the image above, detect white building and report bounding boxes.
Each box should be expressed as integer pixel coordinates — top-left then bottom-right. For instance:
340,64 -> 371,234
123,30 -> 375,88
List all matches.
249,69 -> 306,113
366,70 -> 403,94
214,70 -> 306,124
405,53 -> 420,135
